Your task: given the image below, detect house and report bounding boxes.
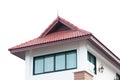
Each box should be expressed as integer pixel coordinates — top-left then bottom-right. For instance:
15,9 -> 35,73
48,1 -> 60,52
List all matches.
9,16 -> 120,80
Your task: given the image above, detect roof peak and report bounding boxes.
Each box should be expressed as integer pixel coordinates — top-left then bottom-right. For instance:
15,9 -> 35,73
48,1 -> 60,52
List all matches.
40,16 -> 89,37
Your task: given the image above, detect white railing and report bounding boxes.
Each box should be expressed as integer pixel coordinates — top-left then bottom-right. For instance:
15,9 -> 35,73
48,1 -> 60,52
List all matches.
87,61 -> 94,74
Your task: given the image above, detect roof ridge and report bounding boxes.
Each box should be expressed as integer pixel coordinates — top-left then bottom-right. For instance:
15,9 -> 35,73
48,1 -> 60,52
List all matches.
57,16 -> 80,30
39,16 -> 91,38
40,17 -> 59,37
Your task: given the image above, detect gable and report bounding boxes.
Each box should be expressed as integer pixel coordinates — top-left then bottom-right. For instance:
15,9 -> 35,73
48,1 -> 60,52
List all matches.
46,21 -> 71,35
40,16 -> 80,37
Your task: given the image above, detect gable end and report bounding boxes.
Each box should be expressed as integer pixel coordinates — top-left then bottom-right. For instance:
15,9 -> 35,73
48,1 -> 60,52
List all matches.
40,16 -> 80,37
46,21 -> 71,35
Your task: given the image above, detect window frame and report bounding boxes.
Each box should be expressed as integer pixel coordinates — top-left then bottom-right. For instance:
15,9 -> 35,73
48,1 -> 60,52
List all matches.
66,51 -> 77,69
33,50 -> 77,75
33,56 -> 44,74
87,51 -> 97,74
44,55 -> 54,72
116,73 -> 120,80
55,52 -> 66,71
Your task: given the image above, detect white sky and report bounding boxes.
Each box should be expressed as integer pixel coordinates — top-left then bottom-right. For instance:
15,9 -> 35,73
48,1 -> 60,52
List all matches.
0,0 -> 120,80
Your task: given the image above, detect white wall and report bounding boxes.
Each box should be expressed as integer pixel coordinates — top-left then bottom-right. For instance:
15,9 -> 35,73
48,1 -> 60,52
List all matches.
87,41 -> 120,80
25,40 -> 120,80
25,40 -> 88,80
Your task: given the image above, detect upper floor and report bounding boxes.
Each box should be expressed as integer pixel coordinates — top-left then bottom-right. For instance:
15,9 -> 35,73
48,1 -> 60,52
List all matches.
9,16 -> 120,80
25,40 -> 120,80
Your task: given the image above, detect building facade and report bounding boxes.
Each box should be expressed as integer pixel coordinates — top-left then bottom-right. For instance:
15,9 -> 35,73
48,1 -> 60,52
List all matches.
9,17 -> 120,80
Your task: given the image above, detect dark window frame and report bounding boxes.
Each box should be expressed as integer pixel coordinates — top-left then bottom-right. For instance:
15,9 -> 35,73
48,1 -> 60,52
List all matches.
116,73 -> 120,80
55,53 -> 66,71
33,50 -> 77,75
87,51 -> 97,74
44,55 -> 54,72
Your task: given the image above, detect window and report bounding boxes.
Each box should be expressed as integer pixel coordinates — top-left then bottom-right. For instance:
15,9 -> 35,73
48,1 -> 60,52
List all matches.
33,50 -> 77,75
34,57 -> 43,74
44,55 -> 54,72
116,73 -> 120,80
87,51 -> 96,74
66,51 -> 77,69
55,53 -> 65,70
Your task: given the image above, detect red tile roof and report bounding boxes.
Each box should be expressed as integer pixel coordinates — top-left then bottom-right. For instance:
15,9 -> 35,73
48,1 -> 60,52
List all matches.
8,16 -> 120,69
9,16 -> 91,51
40,16 -> 81,37
10,30 -> 91,50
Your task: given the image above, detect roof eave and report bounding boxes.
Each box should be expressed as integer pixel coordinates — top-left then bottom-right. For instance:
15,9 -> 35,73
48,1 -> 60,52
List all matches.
88,35 -> 120,69
9,34 -> 91,60
9,34 -> 120,69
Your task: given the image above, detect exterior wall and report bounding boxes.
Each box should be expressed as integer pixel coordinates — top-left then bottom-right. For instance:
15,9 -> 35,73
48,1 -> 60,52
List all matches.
25,40 -> 120,80
87,41 -> 120,80
25,40 -> 89,80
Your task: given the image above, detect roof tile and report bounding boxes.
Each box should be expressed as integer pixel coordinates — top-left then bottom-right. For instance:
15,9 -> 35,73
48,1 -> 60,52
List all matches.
9,16 -> 91,50
10,30 -> 91,50
8,17 -> 120,68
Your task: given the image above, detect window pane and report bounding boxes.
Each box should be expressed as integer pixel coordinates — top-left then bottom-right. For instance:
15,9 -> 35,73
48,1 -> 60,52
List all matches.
66,51 -> 76,69
116,74 -> 120,80
33,50 -> 77,75
88,52 -> 96,74
55,53 -> 65,70
44,55 -> 54,72
34,57 -> 43,74
88,54 -> 95,64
